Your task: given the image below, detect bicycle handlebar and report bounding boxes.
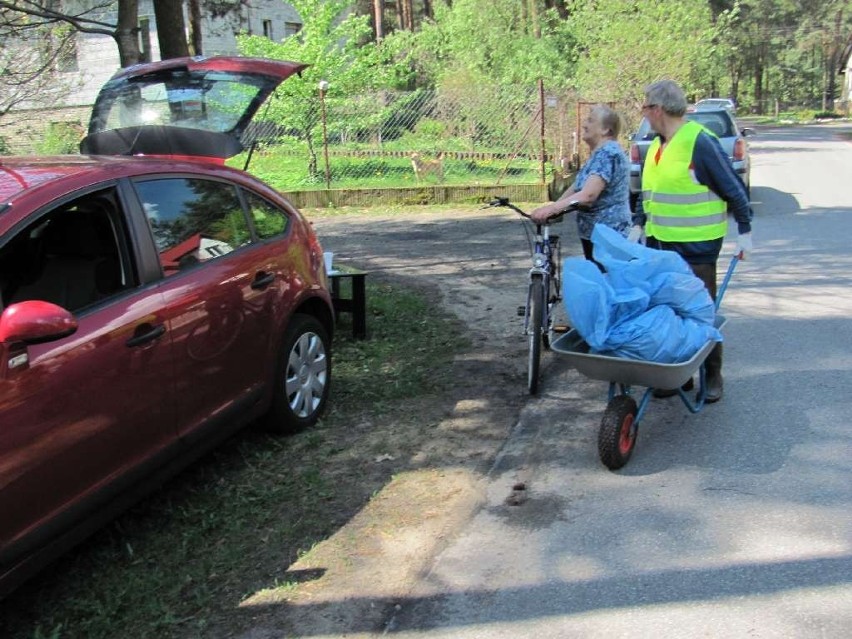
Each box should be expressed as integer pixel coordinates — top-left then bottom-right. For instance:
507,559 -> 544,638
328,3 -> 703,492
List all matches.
484,197 -> 589,221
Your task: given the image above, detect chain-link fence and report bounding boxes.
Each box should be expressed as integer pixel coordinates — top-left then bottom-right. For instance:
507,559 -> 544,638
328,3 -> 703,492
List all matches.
241,83 -> 612,193
2,83 -> 631,197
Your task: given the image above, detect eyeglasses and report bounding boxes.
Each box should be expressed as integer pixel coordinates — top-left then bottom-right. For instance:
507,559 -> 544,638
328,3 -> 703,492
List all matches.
641,103 -> 658,111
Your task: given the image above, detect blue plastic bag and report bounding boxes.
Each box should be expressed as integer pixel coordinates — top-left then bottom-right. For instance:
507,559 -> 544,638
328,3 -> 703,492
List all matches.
561,224 -> 721,363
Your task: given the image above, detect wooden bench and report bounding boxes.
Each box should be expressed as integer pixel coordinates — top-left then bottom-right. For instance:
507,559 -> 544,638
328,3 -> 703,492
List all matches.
328,264 -> 368,339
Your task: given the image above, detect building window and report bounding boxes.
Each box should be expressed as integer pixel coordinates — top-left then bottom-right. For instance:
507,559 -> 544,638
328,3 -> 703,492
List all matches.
284,22 -> 301,38
262,19 -> 273,40
139,18 -> 151,63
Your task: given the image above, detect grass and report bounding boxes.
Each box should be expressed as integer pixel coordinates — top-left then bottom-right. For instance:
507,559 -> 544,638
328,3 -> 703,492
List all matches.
0,280 -> 469,639
742,108 -> 851,125
233,146 -> 542,191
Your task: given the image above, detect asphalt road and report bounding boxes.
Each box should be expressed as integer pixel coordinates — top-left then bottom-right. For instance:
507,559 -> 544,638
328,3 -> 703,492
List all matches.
373,122 -> 852,638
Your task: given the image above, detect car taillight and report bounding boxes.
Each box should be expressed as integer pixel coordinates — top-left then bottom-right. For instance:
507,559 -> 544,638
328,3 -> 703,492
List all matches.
733,138 -> 746,161
630,144 -> 640,163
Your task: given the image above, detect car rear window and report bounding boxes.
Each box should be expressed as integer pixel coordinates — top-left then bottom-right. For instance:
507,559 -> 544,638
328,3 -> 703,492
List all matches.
92,71 -> 268,135
686,112 -> 735,137
635,112 -> 735,140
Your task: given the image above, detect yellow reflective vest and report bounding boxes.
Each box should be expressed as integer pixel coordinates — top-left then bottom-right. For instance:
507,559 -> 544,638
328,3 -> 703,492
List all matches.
642,121 -> 727,242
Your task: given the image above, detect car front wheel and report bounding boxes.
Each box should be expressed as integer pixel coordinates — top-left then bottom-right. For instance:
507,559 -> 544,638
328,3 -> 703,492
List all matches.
266,313 -> 331,434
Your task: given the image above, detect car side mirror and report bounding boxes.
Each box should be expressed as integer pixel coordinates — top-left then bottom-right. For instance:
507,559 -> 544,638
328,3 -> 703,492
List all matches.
741,127 -> 755,137
0,300 -> 77,344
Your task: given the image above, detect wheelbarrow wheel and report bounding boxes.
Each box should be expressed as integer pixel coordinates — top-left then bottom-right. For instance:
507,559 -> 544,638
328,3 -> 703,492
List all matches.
598,395 -> 638,470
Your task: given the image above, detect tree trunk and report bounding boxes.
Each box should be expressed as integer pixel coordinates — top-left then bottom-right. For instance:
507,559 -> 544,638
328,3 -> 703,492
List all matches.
115,0 -> 142,67
188,0 -> 202,55
395,0 -> 404,30
404,0 -> 414,30
529,0 -> 540,38
823,7 -> 846,111
373,0 -> 384,41
543,0 -> 568,20
153,0 -> 190,60
753,59 -> 763,115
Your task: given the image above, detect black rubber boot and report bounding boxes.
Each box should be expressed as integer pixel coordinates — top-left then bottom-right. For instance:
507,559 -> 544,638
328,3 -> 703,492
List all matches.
703,343 -> 723,403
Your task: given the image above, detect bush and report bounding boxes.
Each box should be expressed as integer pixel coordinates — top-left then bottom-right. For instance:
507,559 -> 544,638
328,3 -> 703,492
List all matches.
35,122 -> 84,155
813,111 -> 842,120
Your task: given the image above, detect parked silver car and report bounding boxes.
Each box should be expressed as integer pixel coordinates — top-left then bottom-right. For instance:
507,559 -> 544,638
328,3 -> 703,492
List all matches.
628,108 -> 754,210
695,97 -> 737,115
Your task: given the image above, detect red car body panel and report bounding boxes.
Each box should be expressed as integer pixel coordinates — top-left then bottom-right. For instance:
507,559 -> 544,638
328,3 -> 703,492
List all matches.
0,290 -> 175,559
0,151 -> 332,595
0,55 -> 333,597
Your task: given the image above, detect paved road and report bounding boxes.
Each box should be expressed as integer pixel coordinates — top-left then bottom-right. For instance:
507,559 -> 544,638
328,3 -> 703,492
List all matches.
371,123 -> 852,638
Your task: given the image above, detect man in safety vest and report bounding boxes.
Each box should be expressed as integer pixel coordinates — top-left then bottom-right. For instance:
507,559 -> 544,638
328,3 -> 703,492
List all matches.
629,79 -> 753,403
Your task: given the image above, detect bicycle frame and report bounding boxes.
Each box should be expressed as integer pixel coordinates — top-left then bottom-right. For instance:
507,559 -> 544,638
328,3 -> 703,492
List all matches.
522,222 -> 560,337
485,196 -> 578,394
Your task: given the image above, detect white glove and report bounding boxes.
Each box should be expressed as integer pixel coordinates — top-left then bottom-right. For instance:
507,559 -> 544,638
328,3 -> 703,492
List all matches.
627,225 -> 645,244
736,232 -> 753,260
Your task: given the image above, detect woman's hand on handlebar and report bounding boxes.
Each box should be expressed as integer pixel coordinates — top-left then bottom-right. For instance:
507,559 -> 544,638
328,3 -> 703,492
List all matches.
531,199 -> 587,223
529,205 -> 554,223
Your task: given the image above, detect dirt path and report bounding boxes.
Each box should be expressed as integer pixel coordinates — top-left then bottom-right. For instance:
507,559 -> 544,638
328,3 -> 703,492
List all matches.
228,204 -> 582,638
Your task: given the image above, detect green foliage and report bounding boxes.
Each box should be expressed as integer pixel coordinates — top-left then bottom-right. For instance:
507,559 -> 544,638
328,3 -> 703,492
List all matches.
0,136 -> 9,155
236,0 -> 414,178
567,0 -> 714,115
395,0 -> 577,89
34,121 -> 83,155
412,118 -> 445,140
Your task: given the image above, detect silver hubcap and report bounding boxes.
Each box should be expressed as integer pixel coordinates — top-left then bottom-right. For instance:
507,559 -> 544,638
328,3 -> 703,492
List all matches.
285,331 -> 328,418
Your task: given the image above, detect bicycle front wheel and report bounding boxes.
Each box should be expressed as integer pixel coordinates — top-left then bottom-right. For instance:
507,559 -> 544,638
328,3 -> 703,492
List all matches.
528,275 -> 544,395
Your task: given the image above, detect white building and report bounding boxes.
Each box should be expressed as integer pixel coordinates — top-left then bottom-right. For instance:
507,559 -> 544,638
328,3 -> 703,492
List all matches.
2,0 -> 302,153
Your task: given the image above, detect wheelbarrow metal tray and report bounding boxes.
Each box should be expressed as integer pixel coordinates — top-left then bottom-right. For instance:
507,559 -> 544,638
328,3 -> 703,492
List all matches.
551,315 -> 727,390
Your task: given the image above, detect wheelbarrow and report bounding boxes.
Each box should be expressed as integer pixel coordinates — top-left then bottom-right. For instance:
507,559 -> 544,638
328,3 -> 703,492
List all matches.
550,255 -> 740,470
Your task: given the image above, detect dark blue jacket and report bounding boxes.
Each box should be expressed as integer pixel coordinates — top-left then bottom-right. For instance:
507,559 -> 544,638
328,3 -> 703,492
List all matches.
633,130 -> 753,264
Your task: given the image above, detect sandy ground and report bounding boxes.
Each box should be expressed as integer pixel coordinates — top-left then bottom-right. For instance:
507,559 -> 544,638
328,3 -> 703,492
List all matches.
230,203 -> 582,638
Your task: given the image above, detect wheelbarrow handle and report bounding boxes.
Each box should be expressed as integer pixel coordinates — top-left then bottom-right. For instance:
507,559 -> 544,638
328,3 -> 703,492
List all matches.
715,253 -> 740,311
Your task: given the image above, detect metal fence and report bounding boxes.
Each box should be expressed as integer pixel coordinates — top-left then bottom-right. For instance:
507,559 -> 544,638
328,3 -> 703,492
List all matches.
1,84 -> 629,198
241,84 -> 607,194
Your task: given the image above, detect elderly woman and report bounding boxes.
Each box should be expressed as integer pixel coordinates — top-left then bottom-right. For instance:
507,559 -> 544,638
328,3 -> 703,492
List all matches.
531,104 -> 631,264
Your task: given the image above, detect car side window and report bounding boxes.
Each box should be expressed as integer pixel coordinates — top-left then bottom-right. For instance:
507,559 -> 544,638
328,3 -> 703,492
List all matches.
134,178 -> 252,276
0,189 -> 132,313
243,190 -> 289,240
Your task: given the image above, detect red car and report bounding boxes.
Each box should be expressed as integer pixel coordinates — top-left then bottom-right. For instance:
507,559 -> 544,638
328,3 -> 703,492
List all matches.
0,57 -> 334,596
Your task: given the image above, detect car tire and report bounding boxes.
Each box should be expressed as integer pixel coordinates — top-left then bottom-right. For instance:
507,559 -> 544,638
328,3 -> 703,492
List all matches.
265,313 -> 331,434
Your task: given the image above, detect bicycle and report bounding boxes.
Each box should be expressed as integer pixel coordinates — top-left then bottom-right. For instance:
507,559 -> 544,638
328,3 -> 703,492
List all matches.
485,197 -> 588,395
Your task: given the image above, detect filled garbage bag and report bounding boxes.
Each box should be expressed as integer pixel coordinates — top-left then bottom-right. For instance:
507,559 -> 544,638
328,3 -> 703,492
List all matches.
562,225 -> 722,363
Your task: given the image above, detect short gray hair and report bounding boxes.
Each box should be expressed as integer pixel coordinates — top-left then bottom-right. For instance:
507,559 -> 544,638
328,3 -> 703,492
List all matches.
644,79 -> 688,117
591,104 -> 622,139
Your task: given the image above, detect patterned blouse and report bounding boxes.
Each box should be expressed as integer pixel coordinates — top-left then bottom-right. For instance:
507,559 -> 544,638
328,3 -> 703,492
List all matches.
572,139 -> 631,240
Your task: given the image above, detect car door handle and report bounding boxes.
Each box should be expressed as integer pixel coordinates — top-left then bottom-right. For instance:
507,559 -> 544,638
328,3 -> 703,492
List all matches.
126,323 -> 166,347
251,272 -> 275,290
